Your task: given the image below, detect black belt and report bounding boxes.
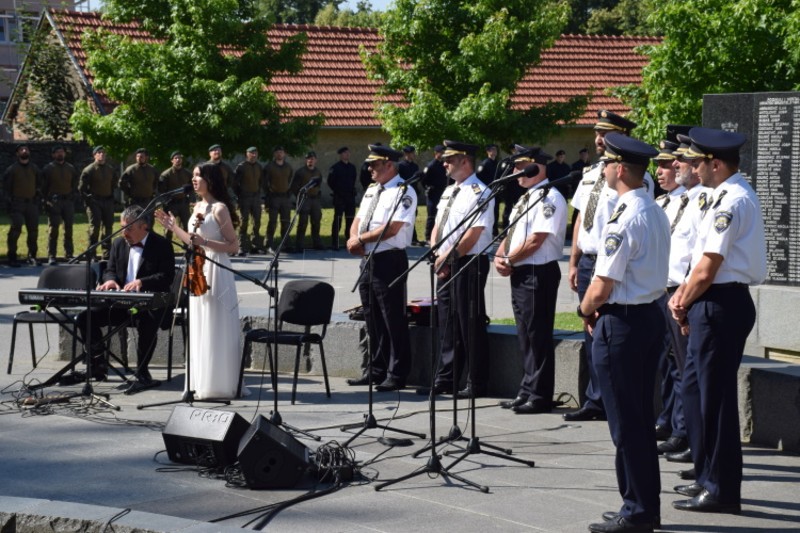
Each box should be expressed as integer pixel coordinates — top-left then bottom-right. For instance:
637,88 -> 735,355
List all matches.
710,282 -> 747,289
374,248 -> 406,256
598,302 -> 654,314
666,285 -> 679,295
583,253 -> 597,261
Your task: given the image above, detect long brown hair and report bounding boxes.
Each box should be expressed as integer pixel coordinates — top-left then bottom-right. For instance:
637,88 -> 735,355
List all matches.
197,163 -> 240,229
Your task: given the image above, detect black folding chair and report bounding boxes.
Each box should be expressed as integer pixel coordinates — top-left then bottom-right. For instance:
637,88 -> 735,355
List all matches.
8,265 -> 96,374
240,280 -> 334,404
160,266 -> 187,382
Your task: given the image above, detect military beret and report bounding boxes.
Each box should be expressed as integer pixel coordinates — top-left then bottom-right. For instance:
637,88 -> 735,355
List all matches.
92,146 -> 105,155
337,146 -> 349,154
365,144 -> 402,162
135,147 -> 148,155
486,143 -> 498,150
442,140 -> 478,158
683,127 -> 747,161
402,145 -> 415,153
600,133 -> 658,166
594,109 -> 637,133
170,150 -> 183,159
273,145 -> 285,152
305,150 -> 317,159
15,143 -> 29,152
208,144 -> 222,152
653,140 -> 680,161
246,146 -> 258,153
51,144 -> 65,154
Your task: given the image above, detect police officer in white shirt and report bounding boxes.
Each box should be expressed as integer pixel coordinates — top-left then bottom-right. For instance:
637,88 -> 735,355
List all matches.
669,127 -> 766,515
426,140 -> 494,398
494,147 -> 566,414
567,109 -> 656,423
347,145 -> 418,392
578,133 -> 669,533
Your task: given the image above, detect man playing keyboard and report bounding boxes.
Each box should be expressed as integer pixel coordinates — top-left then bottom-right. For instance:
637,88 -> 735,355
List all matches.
69,205 -> 175,394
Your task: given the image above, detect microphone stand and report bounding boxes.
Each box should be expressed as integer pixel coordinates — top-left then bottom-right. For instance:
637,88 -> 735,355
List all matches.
255,187 -> 320,440
339,180 -> 426,448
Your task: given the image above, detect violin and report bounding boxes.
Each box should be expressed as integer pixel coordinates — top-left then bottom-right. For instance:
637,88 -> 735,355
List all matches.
186,213 -> 210,296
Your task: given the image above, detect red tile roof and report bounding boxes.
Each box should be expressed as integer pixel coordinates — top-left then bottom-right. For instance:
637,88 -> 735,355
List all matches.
47,9 -> 658,128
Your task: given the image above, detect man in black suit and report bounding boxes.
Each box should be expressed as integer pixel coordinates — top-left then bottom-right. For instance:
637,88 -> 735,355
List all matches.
73,205 -> 175,394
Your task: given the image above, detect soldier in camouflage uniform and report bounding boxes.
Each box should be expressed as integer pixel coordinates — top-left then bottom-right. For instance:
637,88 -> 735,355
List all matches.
234,146 -> 264,255
79,146 -> 119,260
120,148 -> 158,207
42,144 -> 79,265
3,144 -> 42,267
158,150 -> 192,243
263,145 -> 293,252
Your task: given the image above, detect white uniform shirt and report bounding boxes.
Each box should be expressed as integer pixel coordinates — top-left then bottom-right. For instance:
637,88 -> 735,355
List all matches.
572,163 -> 655,254
506,179 -> 567,266
657,185 -> 687,224
667,185 -> 708,287
435,174 -> 494,256
126,233 -> 148,285
688,172 -> 766,285
355,176 -> 417,253
593,188 -> 670,305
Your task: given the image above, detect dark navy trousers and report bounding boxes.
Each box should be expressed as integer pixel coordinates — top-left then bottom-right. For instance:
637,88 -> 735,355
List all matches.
577,253 -> 604,412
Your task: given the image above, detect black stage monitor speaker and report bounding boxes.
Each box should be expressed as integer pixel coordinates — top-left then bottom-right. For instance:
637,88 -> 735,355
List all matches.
162,405 -> 250,468
237,415 -> 313,489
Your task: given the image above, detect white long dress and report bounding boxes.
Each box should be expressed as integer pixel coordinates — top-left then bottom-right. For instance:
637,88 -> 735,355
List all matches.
187,206 -> 246,399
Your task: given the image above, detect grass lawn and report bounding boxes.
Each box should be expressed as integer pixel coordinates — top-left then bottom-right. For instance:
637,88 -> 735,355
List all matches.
493,314 -> 583,332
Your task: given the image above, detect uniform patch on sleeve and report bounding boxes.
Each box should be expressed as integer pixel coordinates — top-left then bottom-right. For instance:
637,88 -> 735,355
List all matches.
401,195 -> 413,209
714,211 -> 733,233
542,201 -> 556,219
471,183 -> 482,194
604,233 -> 623,256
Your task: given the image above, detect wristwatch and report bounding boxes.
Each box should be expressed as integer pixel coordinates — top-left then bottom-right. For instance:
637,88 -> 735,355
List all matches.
576,304 -> 590,318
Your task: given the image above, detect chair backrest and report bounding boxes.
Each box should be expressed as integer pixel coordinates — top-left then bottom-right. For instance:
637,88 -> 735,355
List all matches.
37,264 -> 96,290
278,280 -> 335,327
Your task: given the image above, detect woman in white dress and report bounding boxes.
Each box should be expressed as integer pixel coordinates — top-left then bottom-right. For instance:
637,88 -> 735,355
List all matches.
155,163 -> 247,399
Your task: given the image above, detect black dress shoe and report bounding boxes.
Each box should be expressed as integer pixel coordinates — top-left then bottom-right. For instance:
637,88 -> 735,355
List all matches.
673,489 -> 741,514
346,375 -> 370,386
499,395 -> 528,409
456,386 -> 486,399
678,467 -> 696,480
416,383 -> 451,396
657,436 -> 689,455
601,513 -> 660,529
654,423 -> 671,441
58,371 -> 86,386
513,400 -> 552,414
123,378 -> 161,395
563,406 -> 606,421
665,448 -> 693,463
588,515 -> 654,533
375,377 -> 404,392
674,482 -> 704,497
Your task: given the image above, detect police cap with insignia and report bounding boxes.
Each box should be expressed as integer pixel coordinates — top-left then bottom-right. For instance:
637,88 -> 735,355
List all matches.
513,143 -> 535,162
208,144 -> 222,152
365,144 -> 402,162
653,140 -> 680,161
683,127 -> 747,161
442,140 -> 478,158
337,146 -> 349,154
594,109 -> 637,133
246,146 -> 258,153
675,133 -> 692,158
513,144 -> 552,164
170,150 -> 182,159
600,132 -> 658,166
92,146 -> 105,155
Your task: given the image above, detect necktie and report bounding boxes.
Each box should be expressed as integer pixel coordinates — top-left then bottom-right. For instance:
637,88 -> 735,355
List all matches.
505,191 -> 531,252
583,176 -> 606,231
434,186 -> 460,244
659,193 -> 671,210
670,193 -> 689,233
359,185 -> 384,233
703,195 -> 714,219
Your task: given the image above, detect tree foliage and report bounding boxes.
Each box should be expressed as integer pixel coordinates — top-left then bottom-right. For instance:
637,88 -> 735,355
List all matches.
70,0 -> 323,165
584,0 -> 657,36
257,0 -> 337,24
363,0 -> 588,150
614,0 -> 800,144
16,30 -> 81,140
314,1 -> 384,27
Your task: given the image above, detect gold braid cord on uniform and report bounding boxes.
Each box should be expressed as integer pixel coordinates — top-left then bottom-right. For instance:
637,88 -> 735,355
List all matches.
582,176 -> 606,231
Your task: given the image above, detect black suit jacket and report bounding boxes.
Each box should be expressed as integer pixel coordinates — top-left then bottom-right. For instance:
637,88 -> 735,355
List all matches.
103,231 -> 174,293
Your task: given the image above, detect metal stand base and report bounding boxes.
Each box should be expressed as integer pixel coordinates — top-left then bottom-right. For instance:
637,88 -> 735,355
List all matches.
374,451 -> 488,493
341,413 -> 425,448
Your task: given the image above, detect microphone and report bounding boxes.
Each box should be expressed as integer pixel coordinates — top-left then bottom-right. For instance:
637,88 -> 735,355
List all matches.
158,184 -> 193,198
298,177 -> 322,194
490,164 -> 539,188
402,171 -> 424,189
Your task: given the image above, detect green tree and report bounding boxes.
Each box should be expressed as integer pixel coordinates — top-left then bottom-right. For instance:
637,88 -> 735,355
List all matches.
584,0 -> 657,36
363,0 -> 588,150
15,31 -> 81,140
70,0 -> 323,165
315,1 -> 384,27
614,0 -> 798,144
563,0 -> 617,35
257,0 -> 338,24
